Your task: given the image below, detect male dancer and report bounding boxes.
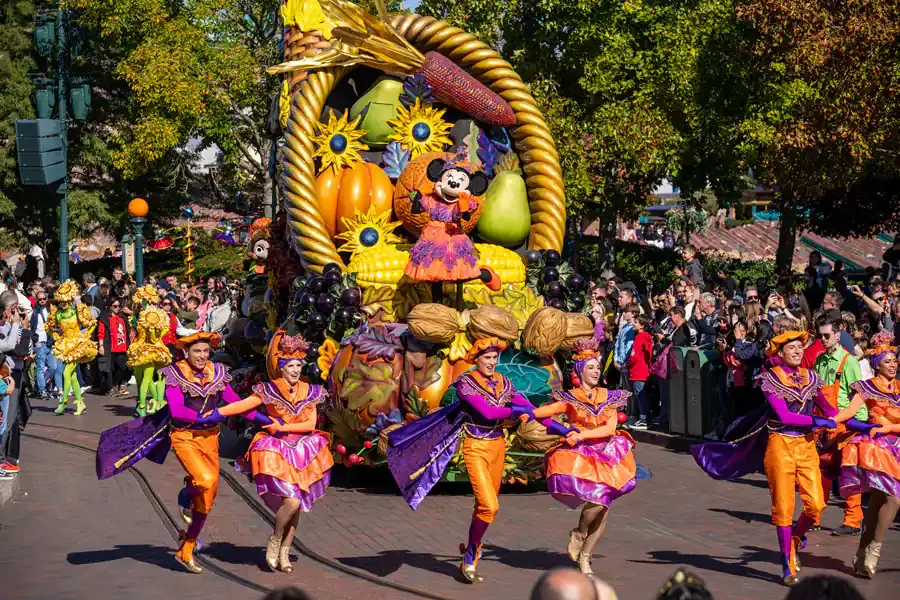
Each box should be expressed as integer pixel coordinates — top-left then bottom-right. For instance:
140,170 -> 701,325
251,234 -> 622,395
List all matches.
692,331 -> 876,584
96,332 -> 271,573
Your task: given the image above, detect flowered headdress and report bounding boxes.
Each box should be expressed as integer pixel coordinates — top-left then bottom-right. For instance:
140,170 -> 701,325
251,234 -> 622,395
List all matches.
132,284 -> 159,305
766,330 -> 809,357
275,333 -> 310,368
175,331 -> 222,350
867,330 -> 897,370
571,337 -> 602,386
54,280 -> 79,303
465,336 -> 508,363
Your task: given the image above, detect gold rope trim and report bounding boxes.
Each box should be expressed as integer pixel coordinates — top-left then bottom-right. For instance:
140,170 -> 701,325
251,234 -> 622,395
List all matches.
113,423 -> 171,469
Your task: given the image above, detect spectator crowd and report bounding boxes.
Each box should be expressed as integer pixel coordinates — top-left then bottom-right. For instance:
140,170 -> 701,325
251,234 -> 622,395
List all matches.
588,244 -> 900,445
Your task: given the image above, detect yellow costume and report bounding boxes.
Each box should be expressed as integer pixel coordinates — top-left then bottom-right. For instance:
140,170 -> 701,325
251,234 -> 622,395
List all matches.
45,281 -> 97,416
127,286 -> 172,416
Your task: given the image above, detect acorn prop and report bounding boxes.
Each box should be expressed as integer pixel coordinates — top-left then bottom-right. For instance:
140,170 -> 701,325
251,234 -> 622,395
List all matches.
267,0 -> 516,127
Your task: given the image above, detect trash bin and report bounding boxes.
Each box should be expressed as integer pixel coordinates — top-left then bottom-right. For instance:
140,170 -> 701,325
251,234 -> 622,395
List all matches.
685,349 -> 720,437
667,347 -> 689,434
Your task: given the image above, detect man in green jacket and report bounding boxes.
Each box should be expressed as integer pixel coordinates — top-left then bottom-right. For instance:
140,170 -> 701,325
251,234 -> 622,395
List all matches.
813,314 -> 866,536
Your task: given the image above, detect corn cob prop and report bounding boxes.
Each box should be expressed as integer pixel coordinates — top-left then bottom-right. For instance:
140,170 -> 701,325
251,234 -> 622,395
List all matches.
268,0 -> 516,127
279,0 -> 334,129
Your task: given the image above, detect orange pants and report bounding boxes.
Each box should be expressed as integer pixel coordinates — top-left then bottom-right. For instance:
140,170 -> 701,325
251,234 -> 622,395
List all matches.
170,427 -> 220,515
764,433 -> 825,527
463,435 -> 506,524
818,474 -> 863,528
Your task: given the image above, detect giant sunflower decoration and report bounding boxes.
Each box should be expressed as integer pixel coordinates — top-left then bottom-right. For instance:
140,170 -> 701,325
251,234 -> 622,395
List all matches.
132,284 -> 159,305
311,110 -> 369,173
335,206 -> 403,258
387,98 -> 452,159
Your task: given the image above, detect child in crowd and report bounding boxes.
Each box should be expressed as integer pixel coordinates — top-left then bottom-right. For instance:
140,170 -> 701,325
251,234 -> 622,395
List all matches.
627,315 -> 653,430
176,296 -> 201,330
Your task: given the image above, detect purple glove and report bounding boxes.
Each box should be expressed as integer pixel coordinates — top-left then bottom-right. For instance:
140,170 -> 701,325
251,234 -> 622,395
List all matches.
845,418 -> 878,435
195,407 -> 225,426
247,411 -> 273,426
510,403 -> 535,421
812,416 -> 837,430
545,420 -> 579,438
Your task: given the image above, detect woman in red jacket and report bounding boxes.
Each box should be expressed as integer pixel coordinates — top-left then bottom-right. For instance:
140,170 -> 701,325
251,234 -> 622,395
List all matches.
627,315 -> 653,430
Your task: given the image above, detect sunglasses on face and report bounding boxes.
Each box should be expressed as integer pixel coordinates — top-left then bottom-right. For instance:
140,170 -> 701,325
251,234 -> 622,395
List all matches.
111,304 -> 120,308
37,297 -> 47,301
746,295 -> 758,300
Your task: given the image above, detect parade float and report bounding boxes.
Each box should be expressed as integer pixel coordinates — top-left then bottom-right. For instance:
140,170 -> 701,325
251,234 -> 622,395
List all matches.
244,0 -> 594,484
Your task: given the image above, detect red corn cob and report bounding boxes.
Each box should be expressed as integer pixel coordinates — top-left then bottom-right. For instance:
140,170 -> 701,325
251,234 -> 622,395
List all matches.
419,52 -> 516,127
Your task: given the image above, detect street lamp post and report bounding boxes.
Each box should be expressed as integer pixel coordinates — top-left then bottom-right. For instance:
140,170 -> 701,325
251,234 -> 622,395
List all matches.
128,198 -> 149,285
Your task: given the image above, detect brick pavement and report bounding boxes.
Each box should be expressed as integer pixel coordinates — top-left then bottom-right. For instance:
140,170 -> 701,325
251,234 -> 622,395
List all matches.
5,392 -> 899,600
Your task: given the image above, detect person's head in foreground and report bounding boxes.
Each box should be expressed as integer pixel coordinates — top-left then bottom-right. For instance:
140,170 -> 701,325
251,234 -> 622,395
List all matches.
530,567 -> 617,600
656,568 -> 713,600
783,574 -> 865,600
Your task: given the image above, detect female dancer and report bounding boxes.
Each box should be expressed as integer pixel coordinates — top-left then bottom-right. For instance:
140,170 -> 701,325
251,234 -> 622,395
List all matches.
96,332 -> 271,574
387,337 -> 567,583
214,332 -> 333,573
840,331 -> 900,577
691,331 -> 876,585
527,338 -> 636,576
127,284 -> 172,416
46,281 -> 98,416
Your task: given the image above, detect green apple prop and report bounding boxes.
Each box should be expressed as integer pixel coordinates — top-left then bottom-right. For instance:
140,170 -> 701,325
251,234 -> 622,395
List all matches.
350,77 -> 404,149
476,154 -> 531,247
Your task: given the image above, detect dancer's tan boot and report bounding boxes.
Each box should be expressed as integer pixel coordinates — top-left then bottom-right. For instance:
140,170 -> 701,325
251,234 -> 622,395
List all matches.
578,552 -> 593,576
265,535 -> 281,571
568,529 -> 586,562
279,543 -> 294,573
854,541 -> 881,578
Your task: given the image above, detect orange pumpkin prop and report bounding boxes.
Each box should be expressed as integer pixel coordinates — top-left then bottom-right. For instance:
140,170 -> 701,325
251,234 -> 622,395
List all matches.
315,162 -> 394,237
393,152 -> 482,236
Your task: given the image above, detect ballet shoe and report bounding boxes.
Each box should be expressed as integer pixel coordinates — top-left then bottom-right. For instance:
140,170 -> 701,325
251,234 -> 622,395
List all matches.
175,537 -> 203,574
459,561 -> 484,583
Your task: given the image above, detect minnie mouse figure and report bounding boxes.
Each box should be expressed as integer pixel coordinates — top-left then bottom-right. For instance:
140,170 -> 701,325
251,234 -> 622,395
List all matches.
404,149 -> 500,305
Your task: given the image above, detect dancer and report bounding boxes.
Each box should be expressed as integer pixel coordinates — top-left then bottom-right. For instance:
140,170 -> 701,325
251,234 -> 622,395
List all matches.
387,337 -> 560,583
214,332 -> 333,573
840,331 -> 900,578
45,281 -> 98,416
96,332 -> 271,574
127,284 -> 172,416
691,331 -> 876,585
527,338 -> 636,576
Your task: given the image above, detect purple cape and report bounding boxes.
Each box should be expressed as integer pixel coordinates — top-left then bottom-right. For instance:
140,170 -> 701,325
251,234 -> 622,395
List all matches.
690,404 -> 769,480
386,403 -> 467,510
96,407 -> 172,480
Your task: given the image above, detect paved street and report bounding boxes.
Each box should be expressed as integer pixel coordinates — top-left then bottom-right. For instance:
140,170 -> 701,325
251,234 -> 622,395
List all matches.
1,392 -> 898,600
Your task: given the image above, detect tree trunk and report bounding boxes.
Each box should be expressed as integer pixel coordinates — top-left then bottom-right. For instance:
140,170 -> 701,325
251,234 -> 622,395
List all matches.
598,203 -> 617,274
776,189 -> 798,275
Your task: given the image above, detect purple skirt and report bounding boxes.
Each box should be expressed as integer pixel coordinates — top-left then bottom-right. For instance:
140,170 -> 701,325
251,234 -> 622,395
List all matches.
237,431 -> 332,513
840,433 -> 900,500
545,434 -> 637,509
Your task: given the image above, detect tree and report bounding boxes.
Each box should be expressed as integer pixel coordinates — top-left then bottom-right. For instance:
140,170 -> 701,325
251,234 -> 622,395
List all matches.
69,0 -> 283,216
730,0 -> 900,271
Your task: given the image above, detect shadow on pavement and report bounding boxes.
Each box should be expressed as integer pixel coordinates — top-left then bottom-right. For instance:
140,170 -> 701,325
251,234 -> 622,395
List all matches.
337,548 -> 464,581
67,544 -> 184,572
201,541 -> 273,571
483,544 -> 571,571
630,546 -> 783,584
708,508 -> 773,525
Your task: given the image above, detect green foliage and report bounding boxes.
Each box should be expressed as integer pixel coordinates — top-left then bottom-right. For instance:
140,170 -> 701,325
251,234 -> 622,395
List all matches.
68,0 -> 281,206
666,207 -> 709,237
